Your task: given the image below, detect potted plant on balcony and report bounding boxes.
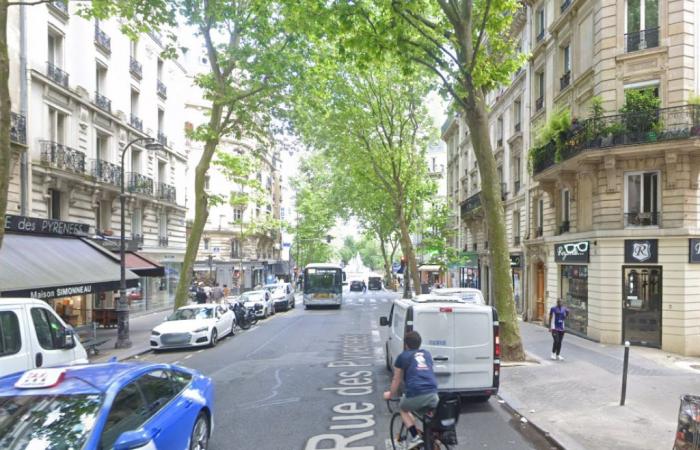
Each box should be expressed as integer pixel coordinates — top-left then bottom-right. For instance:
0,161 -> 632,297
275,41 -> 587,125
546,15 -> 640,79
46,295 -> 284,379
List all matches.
583,96 -> 606,148
620,89 -> 661,144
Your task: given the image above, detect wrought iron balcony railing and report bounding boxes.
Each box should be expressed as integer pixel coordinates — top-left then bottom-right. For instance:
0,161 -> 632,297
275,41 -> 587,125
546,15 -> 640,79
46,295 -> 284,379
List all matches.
149,31 -> 163,47
535,96 -> 544,112
559,220 -> 570,234
531,105 -> 700,175
126,172 -> 154,196
460,191 -> 481,216
158,236 -> 169,247
10,112 -> 26,145
48,0 -> 68,16
560,71 -> 571,90
625,211 -> 661,227
157,131 -> 168,147
129,57 -> 142,79
95,91 -> 111,113
130,114 -> 143,131
625,27 -> 659,53
157,80 -> 167,99
560,0 -> 571,13
156,182 -> 176,203
40,140 -> 86,174
46,62 -> 69,88
91,159 -> 121,186
94,25 -> 111,54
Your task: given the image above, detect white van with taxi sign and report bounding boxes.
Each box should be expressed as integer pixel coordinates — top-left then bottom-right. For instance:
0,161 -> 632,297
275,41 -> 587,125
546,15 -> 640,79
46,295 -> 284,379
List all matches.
0,298 -> 89,378
380,294 -> 500,401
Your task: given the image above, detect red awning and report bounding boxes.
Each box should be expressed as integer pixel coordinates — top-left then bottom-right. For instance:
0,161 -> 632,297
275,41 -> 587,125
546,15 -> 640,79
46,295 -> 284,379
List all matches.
124,252 -> 164,277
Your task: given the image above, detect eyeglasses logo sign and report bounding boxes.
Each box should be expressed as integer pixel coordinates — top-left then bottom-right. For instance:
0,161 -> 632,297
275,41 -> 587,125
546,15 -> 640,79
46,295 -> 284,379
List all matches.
554,241 -> 590,263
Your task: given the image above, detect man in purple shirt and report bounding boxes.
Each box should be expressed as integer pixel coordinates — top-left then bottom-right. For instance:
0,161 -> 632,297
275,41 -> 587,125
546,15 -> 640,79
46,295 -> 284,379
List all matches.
548,299 -> 569,360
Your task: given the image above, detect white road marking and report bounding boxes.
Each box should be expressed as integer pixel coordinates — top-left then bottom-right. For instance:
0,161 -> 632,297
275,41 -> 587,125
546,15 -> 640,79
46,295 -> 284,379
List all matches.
370,299 -> 376,304
184,354 -> 192,360
173,360 -> 180,365
359,298 -> 365,304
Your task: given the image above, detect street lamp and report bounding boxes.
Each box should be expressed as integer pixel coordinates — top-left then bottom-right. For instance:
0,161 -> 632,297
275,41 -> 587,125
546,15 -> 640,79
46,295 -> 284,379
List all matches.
115,137 -> 163,349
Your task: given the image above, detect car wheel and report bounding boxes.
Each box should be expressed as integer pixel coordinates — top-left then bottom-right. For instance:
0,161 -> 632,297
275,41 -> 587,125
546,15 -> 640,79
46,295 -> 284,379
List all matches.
190,411 -> 210,450
229,320 -> 235,336
209,329 -> 218,347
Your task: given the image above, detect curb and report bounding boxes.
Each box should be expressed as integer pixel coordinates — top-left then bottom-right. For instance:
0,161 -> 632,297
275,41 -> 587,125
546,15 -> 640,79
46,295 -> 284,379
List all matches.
497,391 -> 567,450
90,346 -> 153,364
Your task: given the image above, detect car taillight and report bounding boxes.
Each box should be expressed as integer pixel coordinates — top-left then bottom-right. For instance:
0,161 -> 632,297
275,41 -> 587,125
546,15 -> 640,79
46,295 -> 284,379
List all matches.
495,334 -> 501,357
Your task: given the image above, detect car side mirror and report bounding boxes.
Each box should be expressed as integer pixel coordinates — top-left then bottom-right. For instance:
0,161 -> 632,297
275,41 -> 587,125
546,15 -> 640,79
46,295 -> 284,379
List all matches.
379,316 -> 389,327
63,328 -> 76,349
114,429 -> 154,450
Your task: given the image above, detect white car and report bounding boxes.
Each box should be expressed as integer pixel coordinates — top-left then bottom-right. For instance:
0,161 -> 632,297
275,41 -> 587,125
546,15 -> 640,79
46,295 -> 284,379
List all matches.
241,290 -> 274,318
150,303 -> 235,350
431,287 -> 486,304
265,282 -> 295,311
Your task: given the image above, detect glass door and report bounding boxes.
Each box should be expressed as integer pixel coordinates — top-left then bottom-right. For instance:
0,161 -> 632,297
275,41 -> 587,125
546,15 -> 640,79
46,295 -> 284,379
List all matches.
622,266 -> 662,347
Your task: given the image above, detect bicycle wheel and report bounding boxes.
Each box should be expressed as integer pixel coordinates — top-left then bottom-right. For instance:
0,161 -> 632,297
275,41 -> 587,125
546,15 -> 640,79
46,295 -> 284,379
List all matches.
390,412 -> 408,450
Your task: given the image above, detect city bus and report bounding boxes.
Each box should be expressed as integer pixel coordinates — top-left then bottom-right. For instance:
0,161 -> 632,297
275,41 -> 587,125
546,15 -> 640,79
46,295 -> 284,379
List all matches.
303,263 -> 345,308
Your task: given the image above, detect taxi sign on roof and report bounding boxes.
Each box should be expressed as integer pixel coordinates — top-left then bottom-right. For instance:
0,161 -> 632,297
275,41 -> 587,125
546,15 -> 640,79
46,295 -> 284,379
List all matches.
15,368 -> 65,389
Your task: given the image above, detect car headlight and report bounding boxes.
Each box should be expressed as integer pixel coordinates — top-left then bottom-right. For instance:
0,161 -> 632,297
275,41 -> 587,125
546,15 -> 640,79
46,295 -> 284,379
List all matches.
193,326 -> 208,333
151,330 -> 161,336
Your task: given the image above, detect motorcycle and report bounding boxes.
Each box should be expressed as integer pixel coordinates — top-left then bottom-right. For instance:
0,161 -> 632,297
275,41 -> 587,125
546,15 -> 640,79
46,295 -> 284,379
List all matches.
229,301 -> 259,330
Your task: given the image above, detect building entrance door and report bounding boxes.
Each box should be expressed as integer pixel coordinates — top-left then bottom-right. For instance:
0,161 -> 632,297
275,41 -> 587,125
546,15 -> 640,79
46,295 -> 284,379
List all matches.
536,262 -> 545,320
622,266 -> 662,348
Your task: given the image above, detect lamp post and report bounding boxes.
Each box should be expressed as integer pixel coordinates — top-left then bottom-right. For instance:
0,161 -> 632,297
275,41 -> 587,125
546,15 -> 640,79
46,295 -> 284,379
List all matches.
115,137 -> 163,349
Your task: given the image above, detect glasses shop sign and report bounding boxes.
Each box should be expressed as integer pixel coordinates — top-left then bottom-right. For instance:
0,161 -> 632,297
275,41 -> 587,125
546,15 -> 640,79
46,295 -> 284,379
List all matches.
555,241 -> 590,263
624,239 -> 658,264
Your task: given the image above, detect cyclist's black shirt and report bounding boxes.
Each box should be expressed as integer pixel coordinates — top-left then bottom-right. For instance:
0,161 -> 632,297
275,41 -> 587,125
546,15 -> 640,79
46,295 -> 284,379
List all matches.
394,349 -> 438,397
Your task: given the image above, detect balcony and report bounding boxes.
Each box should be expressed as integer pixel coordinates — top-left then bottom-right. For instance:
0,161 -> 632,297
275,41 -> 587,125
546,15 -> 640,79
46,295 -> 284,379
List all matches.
10,112 -> 26,145
126,172 -> 154,196
156,182 -> 177,203
560,0 -> 571,13
560,71 -> 571,90
48,0 -> 68,17
91,159 -> 121,186
158,236 -> 169,247
46,62 -> 69,88
460,191 -> 481,216
514,236 -> 521,246
535,96 -> 544,112
625,27 -> 659,53
559,220 -> 570,234
130,114 -> 143,131
129,57 -> 142,79
625,211 -> 661,227
157,80 -> 167,99
157,131 -> 168,147
94,25 -> 111,54
40,141 -> 86,174
531,105 -> 700,175
94,92 -> 111,113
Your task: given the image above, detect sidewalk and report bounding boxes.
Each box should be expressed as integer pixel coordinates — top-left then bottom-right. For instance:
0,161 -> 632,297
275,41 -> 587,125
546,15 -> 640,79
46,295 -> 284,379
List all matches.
90,307 -> 171,363
500,321 -> 699,450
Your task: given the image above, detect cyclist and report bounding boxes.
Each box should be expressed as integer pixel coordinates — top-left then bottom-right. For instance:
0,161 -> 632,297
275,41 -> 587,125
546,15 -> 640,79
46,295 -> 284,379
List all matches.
383,330 -> 439,449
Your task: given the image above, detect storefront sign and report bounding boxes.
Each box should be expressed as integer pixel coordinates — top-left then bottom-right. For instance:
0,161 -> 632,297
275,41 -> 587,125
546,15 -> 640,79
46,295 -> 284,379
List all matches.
510,254 -> 522,267
0,279 -> 137,300
4,214 -> 90,237
554,241 -> 590,263
625,239 -> 658,263
689,239 -> 700,263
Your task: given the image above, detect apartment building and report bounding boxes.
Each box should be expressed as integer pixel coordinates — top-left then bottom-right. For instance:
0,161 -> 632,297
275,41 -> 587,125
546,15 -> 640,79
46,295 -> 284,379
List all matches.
442,5 -> 531,312
183,49 -> 285,293
2,1 -> 189,323
525,0 -> 700,355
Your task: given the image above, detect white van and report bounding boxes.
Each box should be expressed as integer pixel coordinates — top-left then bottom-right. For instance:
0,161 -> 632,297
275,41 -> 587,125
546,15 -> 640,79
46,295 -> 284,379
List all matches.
380,294 -> 499,401
0,298 -> 89,378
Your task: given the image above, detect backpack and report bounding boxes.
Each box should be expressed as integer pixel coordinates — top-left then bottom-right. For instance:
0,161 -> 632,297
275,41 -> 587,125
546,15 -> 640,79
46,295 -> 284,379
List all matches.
427,393 -> 461,445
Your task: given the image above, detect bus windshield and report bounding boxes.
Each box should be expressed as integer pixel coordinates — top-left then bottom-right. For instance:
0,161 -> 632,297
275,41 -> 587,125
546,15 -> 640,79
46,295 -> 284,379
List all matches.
304,268 -> 342,294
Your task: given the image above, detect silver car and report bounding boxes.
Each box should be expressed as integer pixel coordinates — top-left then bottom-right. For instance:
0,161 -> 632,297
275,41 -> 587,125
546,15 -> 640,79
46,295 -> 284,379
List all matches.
264,282 -> 295,311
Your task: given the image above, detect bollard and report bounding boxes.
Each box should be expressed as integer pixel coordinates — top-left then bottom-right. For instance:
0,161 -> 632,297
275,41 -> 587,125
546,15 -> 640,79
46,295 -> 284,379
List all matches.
620,341 -> 630,406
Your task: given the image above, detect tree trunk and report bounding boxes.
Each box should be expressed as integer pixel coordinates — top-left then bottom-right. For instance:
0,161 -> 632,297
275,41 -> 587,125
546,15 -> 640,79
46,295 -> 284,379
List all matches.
397,214 -> 420,295
172,104 -> 223,310
0,1 -> 11,250
462,92 -> 524,362
377,232 -> 392,286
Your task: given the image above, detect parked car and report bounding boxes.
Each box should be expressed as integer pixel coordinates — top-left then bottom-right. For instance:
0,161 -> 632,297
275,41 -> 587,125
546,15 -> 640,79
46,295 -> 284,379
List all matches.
349,280 -> 364,292
265,282 -> 295,311
0,362 -> 214,450
127,287 -> 143,301
150,303 -> 234,350
431,287 -> 486,305
241,289 -> 275,317
379,294 -> 499,402
0,298 -> 89,378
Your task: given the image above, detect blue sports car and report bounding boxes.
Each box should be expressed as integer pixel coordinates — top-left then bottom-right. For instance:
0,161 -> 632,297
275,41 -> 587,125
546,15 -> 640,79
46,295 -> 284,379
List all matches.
0,362 -> 214,450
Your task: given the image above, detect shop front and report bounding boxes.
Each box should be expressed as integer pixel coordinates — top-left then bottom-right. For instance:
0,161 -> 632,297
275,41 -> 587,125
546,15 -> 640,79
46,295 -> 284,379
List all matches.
555,240 -> 590,337
623,239 -> 661,348
510,254 -> 524,314
458,252 -> 479,289
418,264 -> 444,293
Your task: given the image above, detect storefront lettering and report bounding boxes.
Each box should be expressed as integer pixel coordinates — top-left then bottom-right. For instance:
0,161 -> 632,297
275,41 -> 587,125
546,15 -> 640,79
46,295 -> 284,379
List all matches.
555,241 -> 590,263
689,239 -> 700,263
28,285 -> 94,300
4,215 -> 90,237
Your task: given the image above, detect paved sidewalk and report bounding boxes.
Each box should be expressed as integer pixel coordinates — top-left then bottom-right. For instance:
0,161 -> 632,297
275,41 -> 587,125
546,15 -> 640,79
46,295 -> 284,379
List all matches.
90,307 -> 172,363
500,321 -> 700,450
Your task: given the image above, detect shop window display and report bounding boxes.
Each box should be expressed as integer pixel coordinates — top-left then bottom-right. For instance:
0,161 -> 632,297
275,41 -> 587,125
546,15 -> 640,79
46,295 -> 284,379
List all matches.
561,265 -> 588,335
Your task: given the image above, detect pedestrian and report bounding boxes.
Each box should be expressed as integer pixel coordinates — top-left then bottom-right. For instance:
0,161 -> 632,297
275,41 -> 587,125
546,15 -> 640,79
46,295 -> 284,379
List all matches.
548,298 -> 570,360
361,280 -> 367,293
211,283 -> 224,303
195,286 -> 207,304
223,284 -> 230,298
383,331 -> 439,449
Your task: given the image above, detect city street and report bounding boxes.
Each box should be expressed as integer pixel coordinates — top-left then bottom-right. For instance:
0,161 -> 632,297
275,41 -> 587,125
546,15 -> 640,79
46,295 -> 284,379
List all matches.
132,290 -> 557,450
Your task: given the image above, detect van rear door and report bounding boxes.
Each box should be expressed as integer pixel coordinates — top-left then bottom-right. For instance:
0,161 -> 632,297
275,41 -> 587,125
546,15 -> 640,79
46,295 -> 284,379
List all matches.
415,306 -> 455,390
453,306 -> 493,390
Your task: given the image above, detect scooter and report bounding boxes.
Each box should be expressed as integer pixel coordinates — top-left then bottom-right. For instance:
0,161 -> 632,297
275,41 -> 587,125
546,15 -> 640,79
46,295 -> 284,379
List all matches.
229,301 -> 259,330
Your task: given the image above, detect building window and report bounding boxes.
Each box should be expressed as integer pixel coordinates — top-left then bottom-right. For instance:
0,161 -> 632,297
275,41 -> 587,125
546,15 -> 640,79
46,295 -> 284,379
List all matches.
47,29 -> 64,67
48,189 -> 61,220
625,171 -> 659,226
157,57 -> 164,81
157,109 -> 164,134
536,198 -> 544,237
513,211 -> 521,245
513,99 -> 521,132
130,39 -> 138,60
48,107 -> 67,144
97,200 -> 111,232
513,157 -> 521,194
625,0 -> 659,52
130,89 -> 139,116
95,62 -> 107,94
536,71 -> 545,111
560,189 -> 570,233
130,149 -> 141,173
131,208 -> 142,237
203,238 -> 210,250
159,212 -> 167,239
231,239 -> 240,258
233,208 -> 242,222
536,7 -> 545,40
496,116 -> 503,147
96,133 -> 109,162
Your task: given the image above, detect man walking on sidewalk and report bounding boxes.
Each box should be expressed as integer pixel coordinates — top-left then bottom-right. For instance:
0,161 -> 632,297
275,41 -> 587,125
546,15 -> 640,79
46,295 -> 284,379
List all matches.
549,299 -> 569,360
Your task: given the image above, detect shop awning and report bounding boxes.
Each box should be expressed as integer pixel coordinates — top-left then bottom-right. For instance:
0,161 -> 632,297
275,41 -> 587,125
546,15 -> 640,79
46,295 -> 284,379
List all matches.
0,233 -> 139,299
124,252 -> 165,277
418,264 -> 443,272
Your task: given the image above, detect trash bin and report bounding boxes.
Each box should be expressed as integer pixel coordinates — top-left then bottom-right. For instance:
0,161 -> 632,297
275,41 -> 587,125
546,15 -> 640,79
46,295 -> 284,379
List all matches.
674,395 -> 700,450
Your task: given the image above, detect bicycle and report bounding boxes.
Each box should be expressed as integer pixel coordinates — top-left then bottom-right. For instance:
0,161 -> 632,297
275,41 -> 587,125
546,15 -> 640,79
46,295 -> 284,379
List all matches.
386,394 -> 460,450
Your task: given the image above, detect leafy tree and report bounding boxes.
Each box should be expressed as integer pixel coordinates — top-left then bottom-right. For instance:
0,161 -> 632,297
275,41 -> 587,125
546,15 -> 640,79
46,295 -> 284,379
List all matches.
338,236 -> 359,265
0,0 -> 175,250
418,200 -> 461,272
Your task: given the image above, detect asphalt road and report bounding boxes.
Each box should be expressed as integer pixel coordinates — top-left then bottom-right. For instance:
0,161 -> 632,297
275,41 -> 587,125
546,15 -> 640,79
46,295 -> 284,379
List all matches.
135,290 -> 558,450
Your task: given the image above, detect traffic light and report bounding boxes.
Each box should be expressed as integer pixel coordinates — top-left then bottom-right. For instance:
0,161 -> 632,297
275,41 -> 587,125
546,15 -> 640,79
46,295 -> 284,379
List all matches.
326,235 -> 332,243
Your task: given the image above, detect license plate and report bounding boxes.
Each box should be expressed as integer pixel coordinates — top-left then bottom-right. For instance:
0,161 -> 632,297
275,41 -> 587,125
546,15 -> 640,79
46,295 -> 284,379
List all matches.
316,293 -> 331,299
